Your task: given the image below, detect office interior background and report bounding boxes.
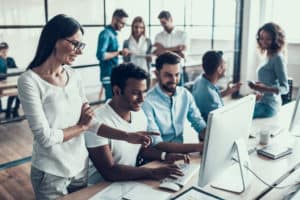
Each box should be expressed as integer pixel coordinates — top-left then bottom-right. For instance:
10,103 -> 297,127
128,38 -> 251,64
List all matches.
0,0 -> 300,199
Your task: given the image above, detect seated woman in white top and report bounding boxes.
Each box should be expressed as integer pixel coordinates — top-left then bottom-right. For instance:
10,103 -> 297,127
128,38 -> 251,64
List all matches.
18,14 -> 157,199
123,16 -> 152,74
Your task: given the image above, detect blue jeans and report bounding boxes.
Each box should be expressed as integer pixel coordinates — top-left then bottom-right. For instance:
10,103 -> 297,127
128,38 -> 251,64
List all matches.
103,83 -> 112,100
253,102 -> 277,119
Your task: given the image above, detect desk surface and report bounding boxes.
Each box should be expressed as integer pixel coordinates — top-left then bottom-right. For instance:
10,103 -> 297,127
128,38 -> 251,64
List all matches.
61,101 -> 299,200
0,76 -> 18,91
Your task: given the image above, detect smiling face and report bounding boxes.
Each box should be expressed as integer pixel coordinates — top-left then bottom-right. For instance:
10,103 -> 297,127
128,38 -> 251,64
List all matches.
159,18 -> 173,32
132,21 -> 145,38
156,63 -> 180,94
54,30 -> 84,65
258,30 -> 273,50
117,78 -> 147,112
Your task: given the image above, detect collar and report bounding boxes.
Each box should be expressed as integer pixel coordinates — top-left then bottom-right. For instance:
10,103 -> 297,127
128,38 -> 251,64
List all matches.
107,25 -> 118,35
202,74 -> 219,91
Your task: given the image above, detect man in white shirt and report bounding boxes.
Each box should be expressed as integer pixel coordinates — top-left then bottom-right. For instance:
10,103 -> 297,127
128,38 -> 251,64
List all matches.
85,63 -> 190,184
153,10 -> 188,59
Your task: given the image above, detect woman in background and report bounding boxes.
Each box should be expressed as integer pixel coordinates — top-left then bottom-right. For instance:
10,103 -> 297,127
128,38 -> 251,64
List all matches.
249,22 -> 289,118
18,14 -> 156,199
123,16 -> 152,86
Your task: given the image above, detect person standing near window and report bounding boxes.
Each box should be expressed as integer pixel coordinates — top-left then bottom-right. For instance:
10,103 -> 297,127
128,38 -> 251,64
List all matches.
96,9 -> 130,100
123,17 -> 152,74
153,11 -> 188,59
249,22 -> 289,118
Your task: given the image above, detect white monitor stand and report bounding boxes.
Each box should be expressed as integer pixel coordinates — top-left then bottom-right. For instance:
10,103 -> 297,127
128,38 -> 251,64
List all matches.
210,139 -> 253,193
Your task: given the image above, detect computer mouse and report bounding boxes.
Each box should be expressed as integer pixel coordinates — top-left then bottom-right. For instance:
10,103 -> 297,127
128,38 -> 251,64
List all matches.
159,181 -> 181,192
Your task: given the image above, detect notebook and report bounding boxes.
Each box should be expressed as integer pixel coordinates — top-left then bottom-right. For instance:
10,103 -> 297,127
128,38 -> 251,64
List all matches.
89,181 -> 171,200
171,186 -> 224,200
257,144 -> 293,160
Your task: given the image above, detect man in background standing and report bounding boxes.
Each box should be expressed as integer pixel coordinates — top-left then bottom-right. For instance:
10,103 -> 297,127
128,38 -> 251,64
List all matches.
96,9 -> 130,100
153,10 -> 188,59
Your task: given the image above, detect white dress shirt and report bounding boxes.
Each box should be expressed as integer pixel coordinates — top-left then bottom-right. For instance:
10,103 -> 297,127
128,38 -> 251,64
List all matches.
154,28 -> 188,50
18,67 -> 89,177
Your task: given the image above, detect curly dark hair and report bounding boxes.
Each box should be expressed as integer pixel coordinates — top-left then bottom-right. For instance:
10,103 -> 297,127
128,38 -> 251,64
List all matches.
256,22 -> 285,55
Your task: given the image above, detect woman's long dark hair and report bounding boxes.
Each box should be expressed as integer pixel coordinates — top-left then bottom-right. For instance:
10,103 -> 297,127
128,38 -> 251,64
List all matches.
27,14 -> 84,69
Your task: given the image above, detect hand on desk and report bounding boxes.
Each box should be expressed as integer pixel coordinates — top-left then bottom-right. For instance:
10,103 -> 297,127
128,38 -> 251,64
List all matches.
151,164 -> 183,180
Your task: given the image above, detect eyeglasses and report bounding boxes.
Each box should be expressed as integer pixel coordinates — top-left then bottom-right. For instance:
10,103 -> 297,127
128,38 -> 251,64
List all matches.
64,39 -> 86,51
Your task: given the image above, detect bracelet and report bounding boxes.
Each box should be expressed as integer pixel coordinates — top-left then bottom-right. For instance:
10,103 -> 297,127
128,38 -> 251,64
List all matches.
161,152 -> 167,161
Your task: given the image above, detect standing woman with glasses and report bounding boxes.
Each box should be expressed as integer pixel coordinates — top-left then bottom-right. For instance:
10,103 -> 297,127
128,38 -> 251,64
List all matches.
123,16 -> 152,87
18,14 -> 156,199
249,22 -> 289,118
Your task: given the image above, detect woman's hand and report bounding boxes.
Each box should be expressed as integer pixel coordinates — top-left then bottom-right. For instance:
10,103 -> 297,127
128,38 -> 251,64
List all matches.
126,131 -> 160,148
77,102 -> 94,130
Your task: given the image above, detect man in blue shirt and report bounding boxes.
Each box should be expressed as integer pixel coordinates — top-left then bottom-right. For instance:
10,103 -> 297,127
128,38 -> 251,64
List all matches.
96,9 -> 130,100
142,52 -> 206,153
192,51 -> 241,122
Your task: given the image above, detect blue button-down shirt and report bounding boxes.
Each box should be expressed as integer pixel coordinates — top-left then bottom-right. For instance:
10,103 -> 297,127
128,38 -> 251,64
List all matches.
142,84 -> 206,144
257,53 -> 289,111
0,57 -> 7,74
192,74 -> 224,122
96,25 -> 119,82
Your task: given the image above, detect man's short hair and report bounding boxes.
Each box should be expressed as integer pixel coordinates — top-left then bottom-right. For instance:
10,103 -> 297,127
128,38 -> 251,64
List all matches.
111,63 -> 149,94
113,9 -> 128,18
202,51 -> 224,76
0,42 -> 9,50
158,10 -> 172,20
155,51 -> 181,71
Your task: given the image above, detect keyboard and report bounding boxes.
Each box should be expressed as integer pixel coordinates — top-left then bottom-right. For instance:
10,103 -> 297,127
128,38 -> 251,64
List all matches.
161,163 -> 200,187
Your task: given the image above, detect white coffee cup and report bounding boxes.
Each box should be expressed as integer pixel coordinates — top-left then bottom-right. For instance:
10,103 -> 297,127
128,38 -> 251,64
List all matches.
259,130 -> 270,145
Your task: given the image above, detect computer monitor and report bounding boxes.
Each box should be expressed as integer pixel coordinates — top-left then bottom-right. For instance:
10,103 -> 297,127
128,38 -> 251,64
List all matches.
198,95 -> 256,193
289,90 -> 300,136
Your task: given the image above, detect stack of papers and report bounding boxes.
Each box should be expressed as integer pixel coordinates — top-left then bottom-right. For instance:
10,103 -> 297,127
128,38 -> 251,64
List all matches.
89,181 -> 171,200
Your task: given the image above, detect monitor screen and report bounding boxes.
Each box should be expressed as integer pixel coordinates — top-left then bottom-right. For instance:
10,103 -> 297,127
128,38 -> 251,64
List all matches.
198,95 -> 255,188
289,90 -> 300,135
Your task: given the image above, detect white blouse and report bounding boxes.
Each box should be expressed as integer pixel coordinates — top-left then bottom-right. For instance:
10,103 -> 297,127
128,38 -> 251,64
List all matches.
18,67 -> 89,177
127,35 -> 149,72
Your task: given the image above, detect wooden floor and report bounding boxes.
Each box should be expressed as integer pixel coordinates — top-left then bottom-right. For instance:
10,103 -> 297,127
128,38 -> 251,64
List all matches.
0,119 -> 34,200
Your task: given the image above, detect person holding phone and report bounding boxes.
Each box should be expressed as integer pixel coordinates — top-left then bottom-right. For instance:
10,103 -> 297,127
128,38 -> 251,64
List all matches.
249,22 -> 289,118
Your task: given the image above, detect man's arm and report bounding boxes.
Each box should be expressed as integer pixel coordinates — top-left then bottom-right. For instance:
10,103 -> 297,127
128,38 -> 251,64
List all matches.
140,146 -> 191,163
96,31 -> 120,61
88,145 -> 183,181
88,145 -> 150,181
153,42 -> 186,57
153,142 -> 203,154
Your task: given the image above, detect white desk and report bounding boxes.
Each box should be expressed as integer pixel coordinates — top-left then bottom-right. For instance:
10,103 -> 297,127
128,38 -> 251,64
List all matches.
61,101 -> 299,200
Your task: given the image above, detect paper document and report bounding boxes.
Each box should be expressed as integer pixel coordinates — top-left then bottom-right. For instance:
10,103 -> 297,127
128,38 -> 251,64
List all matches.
89,181 -> 171,200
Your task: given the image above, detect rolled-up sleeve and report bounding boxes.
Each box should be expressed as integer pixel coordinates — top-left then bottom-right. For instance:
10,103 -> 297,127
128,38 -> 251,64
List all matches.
96,30 -> 109,61
187,92 -> 206,135
142,101 -> 162,145
274,55 -> 289,95
18,75 -> 64,148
